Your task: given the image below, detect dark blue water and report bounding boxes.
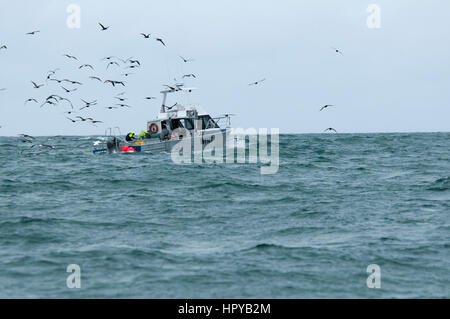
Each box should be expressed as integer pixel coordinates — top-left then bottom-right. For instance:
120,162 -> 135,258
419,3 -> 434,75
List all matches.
0,133 -> 449,298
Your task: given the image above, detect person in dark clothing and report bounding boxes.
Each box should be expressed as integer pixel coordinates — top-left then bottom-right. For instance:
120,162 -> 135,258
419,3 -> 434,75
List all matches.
126,132 -> 136,141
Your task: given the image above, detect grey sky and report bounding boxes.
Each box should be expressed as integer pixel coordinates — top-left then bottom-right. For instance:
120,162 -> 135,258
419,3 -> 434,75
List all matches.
0,0 -> 449,136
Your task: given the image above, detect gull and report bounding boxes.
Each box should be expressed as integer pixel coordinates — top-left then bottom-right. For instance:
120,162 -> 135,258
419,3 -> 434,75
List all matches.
76,116 -> 93,122
40,100 -> 57,108
31,81 -> 44,89
58,97 -> 74,109
79,64 -> 94,70
331,47 -> 344,55
66,117 -> 77,123
61,86 -> 77,93
182,74 -> 196,78
63,79 -> 82,85
140,33 -> 151,38
126,65 -> 139,69
106,106 -> 119,109
107,61 -> 120,69
121,73 -> 133,77
49,78 -> 63,84
105,80 -> 125,87
324,127 -> 338,133
0,45 -> 6,50
24,98 -> 38,105
128,59 -> 140,65
98,23 -> 110,31
116,103 -> 131,108
116,91 -> 126,96
26,30 -> 40,35
90,120 -> 103,124
249,78 -> 266,86
145,96 -> 156,100
156,38 -> 166,46
63,54 -> 78,60
179,55 -> 194,63
79,99 -> 98,110
319,104 -> 334,111
114,97 -> 127,102
89,76 -> 102,82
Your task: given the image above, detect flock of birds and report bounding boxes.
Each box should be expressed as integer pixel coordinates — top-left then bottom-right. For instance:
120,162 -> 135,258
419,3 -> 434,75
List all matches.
0,22 -> 343,154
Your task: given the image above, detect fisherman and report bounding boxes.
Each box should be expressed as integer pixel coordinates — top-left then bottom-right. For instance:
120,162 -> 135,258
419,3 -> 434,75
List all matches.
125,132 -> 136,141
160,122 -> 169,140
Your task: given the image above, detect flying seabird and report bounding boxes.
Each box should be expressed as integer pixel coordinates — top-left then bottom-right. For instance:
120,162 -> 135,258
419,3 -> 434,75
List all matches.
140,33 -> 151,38
63,54 -> 78,60
331,47 -> 344,55
98,23 -> 110,31
114,97 -> 127,102
106,61 -> 120,69
26,30 -> 40,35
156,38 -> 166,46
0,45 -> 6,50
31,81 -> 44,89
66,117 -> 77,123
319,104 -> 334,111
179,55 -> 194,63
324,127 -> 338,133
182,74 -> 196,78
249,78 -> 266,86
145,96 -> 156,100
24,98 -> 38,105
89,76 -> 102,82
115,103 -> 131,108
79,64 -> 94,70
61,86 -> 77,93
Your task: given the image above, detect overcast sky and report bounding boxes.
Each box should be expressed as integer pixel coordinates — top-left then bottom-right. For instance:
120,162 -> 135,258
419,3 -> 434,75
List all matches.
0,0 -> 449,136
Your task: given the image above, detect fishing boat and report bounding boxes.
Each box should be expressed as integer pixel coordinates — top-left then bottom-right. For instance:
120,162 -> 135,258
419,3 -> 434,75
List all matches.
93,83 -> 233,154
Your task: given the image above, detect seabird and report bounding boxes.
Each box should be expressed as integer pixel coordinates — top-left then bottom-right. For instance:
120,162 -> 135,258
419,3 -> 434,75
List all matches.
31,81 -> 44,89
106,61 -> 120,69
331,47 -> 344,55
89,76 -> 102,82
115,103 -> 131,108
63,54 -> 78,60
156,38 -> 166,46
98,23 -> 110,31
249,78 -> 266,86
145,96 -> 156,100
26,30 -> 40,35
179,55 -> 194,63
140,33 -> 151,38
66,117 -> 77,123
182,74 -> 196,78
61,86 -> 77,93
24,98 -> 38,105
319,104 -> 334,111
79,64 -> 94,70
0,45 -> 6,50
324,127 -> 338,133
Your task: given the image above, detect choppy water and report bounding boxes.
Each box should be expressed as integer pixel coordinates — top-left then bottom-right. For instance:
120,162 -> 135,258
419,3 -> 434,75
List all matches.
0,133 -> 449,298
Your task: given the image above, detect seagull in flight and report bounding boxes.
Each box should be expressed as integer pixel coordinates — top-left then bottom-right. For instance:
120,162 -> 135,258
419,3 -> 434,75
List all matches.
156,38 -> 166,46
249,78 -> 266,86
63,54 -> 78,60
89,76 -> 102,82
145,96 -> 156,100
79,64 -> 94,70
106,61 -> 120,69
331,47 -> 344,55
98,23 -> 110,31
319,104 -> 334,111
61,86 -> 77,93
0,45 -> 6,50
140,33 -> 151,38
182,74 -> 196,78
66,117 -> 77,123
24,98 -> 38,105
179,55 -> 194,63
26,30 -> 40,35
324,127 -> 338,133
31,81 -> 44,89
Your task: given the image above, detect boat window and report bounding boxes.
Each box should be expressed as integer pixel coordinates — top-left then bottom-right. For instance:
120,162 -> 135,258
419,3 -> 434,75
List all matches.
183,118 -> 194,130
170,119 -> 184,130
199,115 -> 219,129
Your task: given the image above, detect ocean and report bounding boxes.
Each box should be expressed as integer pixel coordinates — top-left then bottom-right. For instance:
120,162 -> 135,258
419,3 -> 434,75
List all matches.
0,133 -> 448,298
